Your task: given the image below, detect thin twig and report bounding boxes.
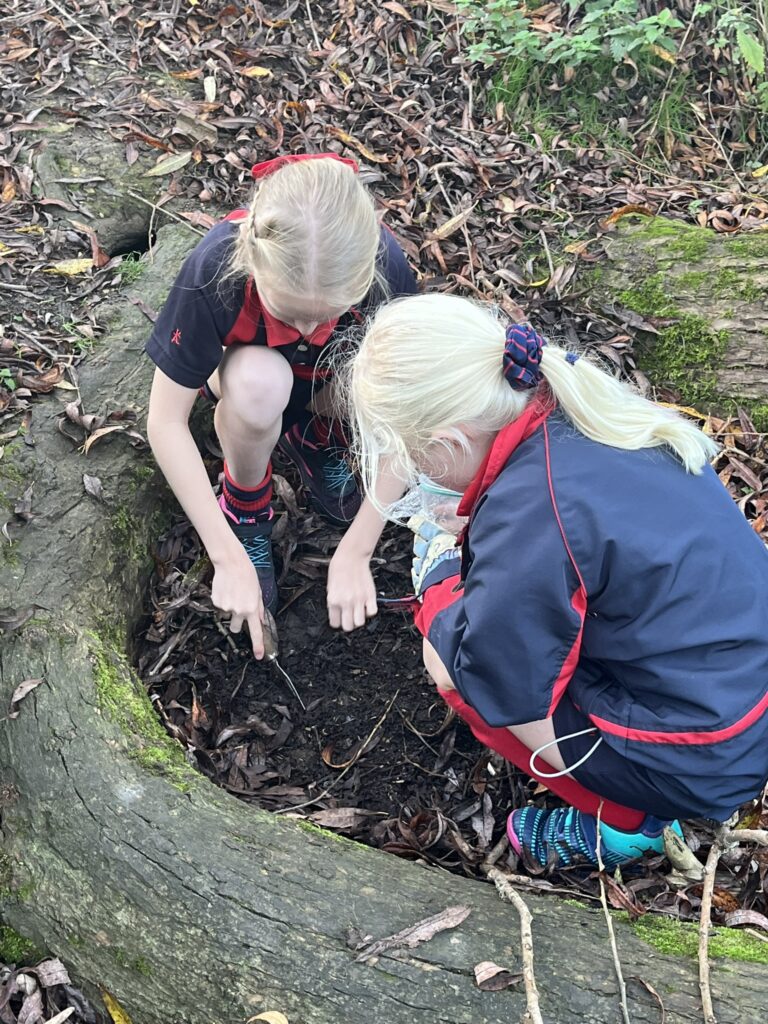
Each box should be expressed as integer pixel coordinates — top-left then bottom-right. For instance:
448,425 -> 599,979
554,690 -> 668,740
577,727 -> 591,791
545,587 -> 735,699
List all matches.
47,0 -> 130,69
596,802 -> 632,1024
275,690 -> 400,814
699,835 -> 724,1024
487,867 -> 544,1024
304,0 -> 322,51
124,191 -> 206,236
539,229 -> 556,292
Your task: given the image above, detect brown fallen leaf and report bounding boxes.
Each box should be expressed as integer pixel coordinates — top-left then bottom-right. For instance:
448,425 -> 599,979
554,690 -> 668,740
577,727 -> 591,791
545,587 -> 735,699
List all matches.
354,904 -> 471,962
128,296 -> 159,323
599,204 -> 654,228
144,150 -> 193,177
247,1013 -> 289,1024
6,678 -> 45,720
308,807 -> 377,831
474,960 -> 523,991
724,908 -> 768,931
428,205 -> 476,242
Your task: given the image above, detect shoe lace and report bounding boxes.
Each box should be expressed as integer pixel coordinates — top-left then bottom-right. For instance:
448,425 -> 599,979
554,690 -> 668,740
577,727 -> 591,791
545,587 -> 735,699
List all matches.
322,453 -> 354,493
242,534 -> 272,569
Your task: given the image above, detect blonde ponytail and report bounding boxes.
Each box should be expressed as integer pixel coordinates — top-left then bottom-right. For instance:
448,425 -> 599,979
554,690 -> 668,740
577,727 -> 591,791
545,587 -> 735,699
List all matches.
347,294 -> 717,506
229,158 -> 380,308
539,347 -> 718,473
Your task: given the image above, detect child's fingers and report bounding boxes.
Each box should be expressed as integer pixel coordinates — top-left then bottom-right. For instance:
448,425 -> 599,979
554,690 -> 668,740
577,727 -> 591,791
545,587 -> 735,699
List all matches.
229,613 -> 244,634
365,593 -> 378,619
247,611 -> 265,660
327,601 -> 342,630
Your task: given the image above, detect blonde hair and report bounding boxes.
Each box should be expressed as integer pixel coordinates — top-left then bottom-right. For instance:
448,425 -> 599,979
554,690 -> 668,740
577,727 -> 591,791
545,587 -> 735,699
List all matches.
347,293 -> 718,506
229,158 -> 380,308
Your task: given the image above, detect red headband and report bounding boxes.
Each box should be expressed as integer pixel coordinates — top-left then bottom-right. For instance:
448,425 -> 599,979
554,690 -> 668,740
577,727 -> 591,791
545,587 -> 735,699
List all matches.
251,152 -> 359,180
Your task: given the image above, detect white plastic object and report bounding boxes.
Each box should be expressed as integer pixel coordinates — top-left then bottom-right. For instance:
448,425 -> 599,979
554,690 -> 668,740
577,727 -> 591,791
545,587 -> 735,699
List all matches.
386,475 -> 466,534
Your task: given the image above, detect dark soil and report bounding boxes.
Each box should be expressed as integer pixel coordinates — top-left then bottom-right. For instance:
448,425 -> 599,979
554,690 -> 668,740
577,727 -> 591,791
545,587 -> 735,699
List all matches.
135,445 -> 535,875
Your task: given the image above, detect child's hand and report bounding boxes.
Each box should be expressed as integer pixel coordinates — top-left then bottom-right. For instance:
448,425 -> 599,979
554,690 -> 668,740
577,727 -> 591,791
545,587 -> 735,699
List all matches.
211,554 -> 266,659
327,546 -> 378,632
409,515 -> 460,596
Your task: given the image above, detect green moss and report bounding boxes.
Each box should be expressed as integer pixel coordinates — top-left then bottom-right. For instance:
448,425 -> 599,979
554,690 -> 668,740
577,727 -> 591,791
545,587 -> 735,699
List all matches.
739,280 -> 765,302
746,404 -> 768,432
725,234 -> 768,259
675,269 -> 709,291
133,955 -> 153,976
632,915 -> 768,964
111,947 -> 152,975
0,853 -> 34,903
618,272 -> 678,317
295,820 -> 357,846
88,631 -> 194,792
643,314 -> 729,409
0,442 -> 27,513
0,926 -> 43,965
110,503 -> 145,566
621,218 -> 713,263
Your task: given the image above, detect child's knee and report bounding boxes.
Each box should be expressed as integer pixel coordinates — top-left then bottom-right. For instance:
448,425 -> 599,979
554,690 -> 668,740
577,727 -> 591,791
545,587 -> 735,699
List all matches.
219,346 -> 293,422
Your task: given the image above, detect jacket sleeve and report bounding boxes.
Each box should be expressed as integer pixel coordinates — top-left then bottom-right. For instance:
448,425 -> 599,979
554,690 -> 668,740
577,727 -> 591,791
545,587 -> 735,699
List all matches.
417,484 -> 587,727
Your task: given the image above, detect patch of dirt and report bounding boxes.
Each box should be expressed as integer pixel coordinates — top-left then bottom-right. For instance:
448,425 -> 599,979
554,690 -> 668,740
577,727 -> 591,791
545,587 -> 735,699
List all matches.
136,448 -> 530,875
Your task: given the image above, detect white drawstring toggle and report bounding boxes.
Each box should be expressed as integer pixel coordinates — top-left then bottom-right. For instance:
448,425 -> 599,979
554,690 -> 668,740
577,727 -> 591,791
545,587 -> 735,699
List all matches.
529,726 -> 603,779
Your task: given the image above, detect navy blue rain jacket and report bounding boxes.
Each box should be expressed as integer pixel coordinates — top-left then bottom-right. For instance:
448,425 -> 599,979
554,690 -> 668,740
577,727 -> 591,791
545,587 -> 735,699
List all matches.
417,402 -> 768,819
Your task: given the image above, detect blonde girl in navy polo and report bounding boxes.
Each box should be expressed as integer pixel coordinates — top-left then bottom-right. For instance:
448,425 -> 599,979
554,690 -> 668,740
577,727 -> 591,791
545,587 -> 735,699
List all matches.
145,155 -> 416,656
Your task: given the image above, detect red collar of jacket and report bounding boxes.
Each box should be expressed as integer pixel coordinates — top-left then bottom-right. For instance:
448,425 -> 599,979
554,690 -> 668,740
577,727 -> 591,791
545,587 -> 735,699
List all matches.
457,391 -> 555,518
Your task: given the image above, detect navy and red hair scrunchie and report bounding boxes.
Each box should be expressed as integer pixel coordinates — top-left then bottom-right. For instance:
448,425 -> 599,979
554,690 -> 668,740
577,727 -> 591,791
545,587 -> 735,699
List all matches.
503,323 -> 546,391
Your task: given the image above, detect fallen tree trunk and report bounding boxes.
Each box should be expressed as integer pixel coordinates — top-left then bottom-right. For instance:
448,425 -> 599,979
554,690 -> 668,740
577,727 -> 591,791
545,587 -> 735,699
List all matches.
1,226 -> 767,1024
591,216 -> 768,420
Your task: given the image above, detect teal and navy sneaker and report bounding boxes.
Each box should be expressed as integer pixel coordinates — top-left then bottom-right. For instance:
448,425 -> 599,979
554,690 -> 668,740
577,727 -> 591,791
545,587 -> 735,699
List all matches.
277,423 -> 361,528
218,495 -> 278,614
507,806 -> 682,870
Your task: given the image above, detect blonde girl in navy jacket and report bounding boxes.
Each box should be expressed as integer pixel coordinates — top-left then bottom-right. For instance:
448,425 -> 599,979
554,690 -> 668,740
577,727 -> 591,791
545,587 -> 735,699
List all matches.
347,293 -> 768,869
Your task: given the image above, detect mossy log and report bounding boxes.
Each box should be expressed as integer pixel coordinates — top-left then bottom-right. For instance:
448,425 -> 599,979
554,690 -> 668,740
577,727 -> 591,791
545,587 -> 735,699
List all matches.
592,217 -> 768,424
2,227 -> 768,1024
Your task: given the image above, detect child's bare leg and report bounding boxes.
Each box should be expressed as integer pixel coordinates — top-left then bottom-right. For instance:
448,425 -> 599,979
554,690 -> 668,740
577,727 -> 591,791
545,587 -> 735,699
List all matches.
214,346 -> 293,485
423,638 -> 567,772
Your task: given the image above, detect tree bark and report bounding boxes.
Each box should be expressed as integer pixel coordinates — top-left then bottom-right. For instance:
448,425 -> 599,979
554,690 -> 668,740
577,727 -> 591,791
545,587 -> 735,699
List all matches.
1,226 -> 767,1024
593,216 -> 768,410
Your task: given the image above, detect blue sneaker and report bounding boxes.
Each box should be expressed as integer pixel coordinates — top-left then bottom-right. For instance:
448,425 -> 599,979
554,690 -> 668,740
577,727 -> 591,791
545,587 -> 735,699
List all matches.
277,423 -> 361,527
218,496 -> 278,613
507,806 -> 681,870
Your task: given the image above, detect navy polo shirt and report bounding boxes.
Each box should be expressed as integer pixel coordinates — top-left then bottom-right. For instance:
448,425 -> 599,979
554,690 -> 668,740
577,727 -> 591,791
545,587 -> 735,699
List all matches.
145,215 -> 417,389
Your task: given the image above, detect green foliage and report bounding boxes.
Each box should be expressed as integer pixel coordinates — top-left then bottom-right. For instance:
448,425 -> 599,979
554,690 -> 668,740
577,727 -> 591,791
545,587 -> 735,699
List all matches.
0,926 -> 42,965
458,0 -> 683,68
118,253 -> 146,284
458,0 -> 766,80
0,368 -> 16,393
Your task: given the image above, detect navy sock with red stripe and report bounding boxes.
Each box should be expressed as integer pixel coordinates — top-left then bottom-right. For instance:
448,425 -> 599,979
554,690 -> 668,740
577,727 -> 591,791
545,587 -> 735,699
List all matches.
222,462 -> 273,523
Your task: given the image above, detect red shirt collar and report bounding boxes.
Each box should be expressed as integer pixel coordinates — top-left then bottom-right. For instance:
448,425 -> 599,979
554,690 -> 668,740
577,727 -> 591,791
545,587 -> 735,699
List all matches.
244,280 -> 338,347
457,392 -> 555,518
258,298 -> 338,347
